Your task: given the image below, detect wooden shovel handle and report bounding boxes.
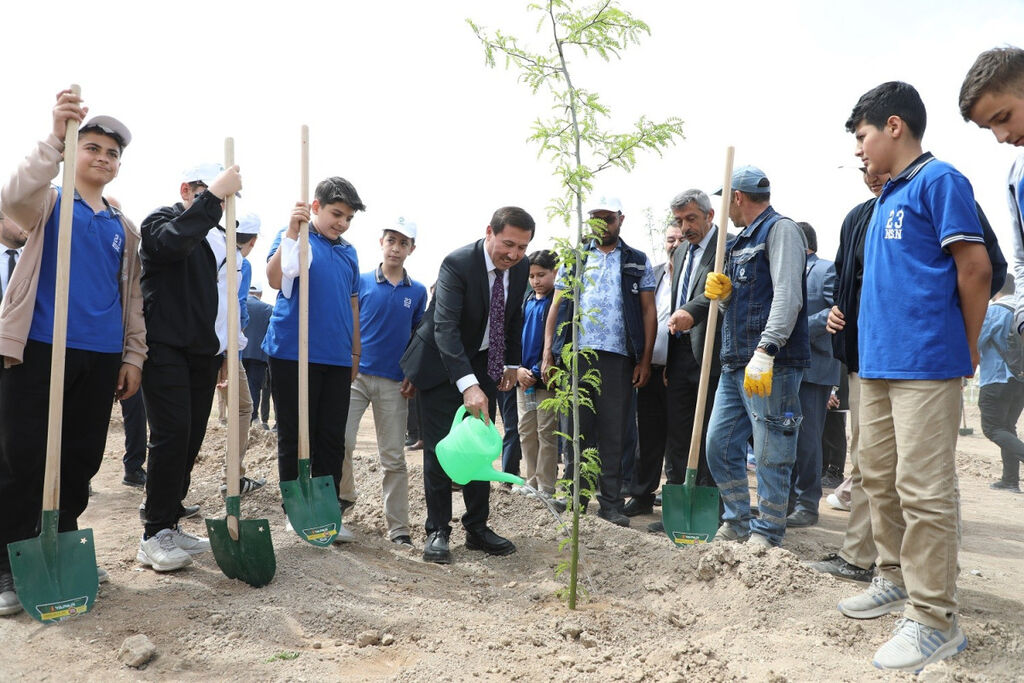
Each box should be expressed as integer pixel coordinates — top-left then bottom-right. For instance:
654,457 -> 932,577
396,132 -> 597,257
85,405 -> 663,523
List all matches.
298,126 -> 310,464
224,138 -> 241,539
42,84 -> 81,512
686,146 -> 734,472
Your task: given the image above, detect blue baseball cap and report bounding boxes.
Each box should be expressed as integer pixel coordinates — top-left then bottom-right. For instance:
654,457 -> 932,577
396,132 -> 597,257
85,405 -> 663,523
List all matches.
713,165 -> 771,195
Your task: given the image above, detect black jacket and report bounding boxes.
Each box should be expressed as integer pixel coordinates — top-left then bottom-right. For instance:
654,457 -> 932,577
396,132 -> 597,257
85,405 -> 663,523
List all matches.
400,239 -> 529,391
140,192 -> 223,355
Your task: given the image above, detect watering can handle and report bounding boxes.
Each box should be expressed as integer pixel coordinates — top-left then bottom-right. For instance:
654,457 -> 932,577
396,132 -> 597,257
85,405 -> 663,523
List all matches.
450,405 -> 469,432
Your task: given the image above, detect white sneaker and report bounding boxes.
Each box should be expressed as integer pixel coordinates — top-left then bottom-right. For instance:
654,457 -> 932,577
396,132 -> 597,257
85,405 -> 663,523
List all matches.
827,493 -> 850,511
0,571 -> 22,616
838,575 -> 908,619
97,566 -> 109,584
169,525 -> 211,555
872,616 -> 967,672
285,518 -> 294,533
137,529 -> 193,571
332,522 -> 356,544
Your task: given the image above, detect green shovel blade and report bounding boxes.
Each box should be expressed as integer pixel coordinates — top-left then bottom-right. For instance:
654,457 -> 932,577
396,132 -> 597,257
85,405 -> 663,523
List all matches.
661,470 -> 720,546
7,510 -> 98,623
280,459 -> 341,548
206,496 -> 276,588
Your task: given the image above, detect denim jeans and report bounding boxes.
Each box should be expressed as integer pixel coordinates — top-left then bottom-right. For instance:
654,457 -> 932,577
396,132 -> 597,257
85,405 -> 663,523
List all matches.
706,365 -> 803,545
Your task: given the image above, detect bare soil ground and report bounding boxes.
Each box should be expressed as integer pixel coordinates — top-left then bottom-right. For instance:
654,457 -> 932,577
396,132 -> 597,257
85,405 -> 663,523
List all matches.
2,401 -> 1022,682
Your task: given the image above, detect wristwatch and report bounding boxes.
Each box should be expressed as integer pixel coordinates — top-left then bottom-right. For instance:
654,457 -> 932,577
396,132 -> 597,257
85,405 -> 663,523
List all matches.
758,342 -> 779,357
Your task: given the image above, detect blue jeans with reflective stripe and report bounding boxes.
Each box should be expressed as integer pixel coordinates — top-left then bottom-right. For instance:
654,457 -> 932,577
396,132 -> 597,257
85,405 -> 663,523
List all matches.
706,365 -> 803,545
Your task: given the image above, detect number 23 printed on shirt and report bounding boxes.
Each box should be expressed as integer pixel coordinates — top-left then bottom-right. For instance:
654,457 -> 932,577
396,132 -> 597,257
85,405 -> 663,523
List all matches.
884,208 -> 904,240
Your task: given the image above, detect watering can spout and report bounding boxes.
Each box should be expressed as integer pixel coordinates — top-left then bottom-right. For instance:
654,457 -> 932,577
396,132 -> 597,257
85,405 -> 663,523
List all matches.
436,406 -> 525,486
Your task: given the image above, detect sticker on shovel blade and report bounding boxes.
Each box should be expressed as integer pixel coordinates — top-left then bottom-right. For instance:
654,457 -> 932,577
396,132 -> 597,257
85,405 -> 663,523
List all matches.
672,533 -> 711,545
301,524 -> 338,544
36,596 -> 90,622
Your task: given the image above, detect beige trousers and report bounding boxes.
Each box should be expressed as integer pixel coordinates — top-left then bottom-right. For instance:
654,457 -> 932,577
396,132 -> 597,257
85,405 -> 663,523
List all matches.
218,358 -> 253,479
516,385 -> 559,494
839,373 -> 878,569
858,377 -> 961,630
340,374 -> 410,539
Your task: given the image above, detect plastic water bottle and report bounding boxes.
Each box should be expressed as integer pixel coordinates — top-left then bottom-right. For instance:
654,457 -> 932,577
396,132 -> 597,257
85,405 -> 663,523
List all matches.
782,411 -> 796,436
524,386 -> 538,411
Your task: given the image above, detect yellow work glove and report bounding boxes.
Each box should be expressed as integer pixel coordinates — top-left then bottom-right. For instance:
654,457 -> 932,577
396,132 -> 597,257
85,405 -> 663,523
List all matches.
705,272 -> 732,300
743,349 -> 774,397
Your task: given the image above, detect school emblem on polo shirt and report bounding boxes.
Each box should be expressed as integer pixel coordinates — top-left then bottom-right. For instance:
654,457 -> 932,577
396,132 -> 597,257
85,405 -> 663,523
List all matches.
884,208 -> 904,240
403,297 -> 412,308
112,234 -> 122,252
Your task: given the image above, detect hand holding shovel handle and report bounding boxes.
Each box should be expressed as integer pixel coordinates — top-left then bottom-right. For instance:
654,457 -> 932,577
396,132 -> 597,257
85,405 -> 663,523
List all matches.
224,138 -> 240,540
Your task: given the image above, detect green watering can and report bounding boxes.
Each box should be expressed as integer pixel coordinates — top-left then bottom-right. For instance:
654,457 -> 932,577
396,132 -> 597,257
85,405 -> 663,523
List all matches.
437,407 -> 524,486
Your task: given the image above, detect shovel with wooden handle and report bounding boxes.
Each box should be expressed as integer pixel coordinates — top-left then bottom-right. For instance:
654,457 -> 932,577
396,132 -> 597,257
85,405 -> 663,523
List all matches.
7,84 -> 99,622
660,146 -> 734,546
280,125 -> 341,546
205,137 -> 276,586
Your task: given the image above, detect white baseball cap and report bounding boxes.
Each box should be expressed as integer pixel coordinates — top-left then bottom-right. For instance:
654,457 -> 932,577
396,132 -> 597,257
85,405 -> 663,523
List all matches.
236,212 -> 261,236
383,216 -> 417,241
588,196 -> 624,214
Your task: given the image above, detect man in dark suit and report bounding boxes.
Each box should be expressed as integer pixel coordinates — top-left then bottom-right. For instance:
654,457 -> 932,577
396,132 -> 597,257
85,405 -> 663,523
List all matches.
648,189 -> 724,533
400,206 -> 535,564
624,223 -> 682,516
787,222 -> 841,528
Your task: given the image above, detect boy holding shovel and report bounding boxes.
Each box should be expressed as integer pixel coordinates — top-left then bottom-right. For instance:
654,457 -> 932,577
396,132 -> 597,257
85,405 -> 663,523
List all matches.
0,88 -> 145,614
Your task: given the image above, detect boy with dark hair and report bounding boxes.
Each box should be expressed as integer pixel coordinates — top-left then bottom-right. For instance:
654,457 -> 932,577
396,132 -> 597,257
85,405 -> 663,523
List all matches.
514,249 -> 559,502
836,81 -> 991,673
0,89 -> 146,614
340,217 -> 427,548
265,176 -> 365,544
961,46 -> 1024,341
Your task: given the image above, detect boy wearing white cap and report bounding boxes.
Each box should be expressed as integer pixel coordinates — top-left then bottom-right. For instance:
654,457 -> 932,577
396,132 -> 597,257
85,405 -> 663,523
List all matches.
0,88 -> 145,614
136,160 -> 242,571
340,218 -> 427,548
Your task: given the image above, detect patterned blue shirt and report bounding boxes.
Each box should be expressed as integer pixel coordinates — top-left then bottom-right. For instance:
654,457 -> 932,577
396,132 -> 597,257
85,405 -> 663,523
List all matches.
557,241 -> 656,356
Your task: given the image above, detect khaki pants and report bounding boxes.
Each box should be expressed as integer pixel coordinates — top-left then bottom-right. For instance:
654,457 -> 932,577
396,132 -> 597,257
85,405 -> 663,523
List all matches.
341,374 -> 410,540
517,385 -> 558,494
218,358 -> 254,479
859,377 -> 961,630
839,373 -> 877,569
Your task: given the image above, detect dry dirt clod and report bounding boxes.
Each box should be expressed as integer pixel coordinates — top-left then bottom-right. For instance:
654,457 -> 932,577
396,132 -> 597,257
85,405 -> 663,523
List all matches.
356,630 -> 381,647
117,634 -> 156,668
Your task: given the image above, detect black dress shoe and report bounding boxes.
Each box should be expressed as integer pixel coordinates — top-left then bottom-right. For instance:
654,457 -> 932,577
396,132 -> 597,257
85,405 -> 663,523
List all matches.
786,509 -> 819,527
623,498 -> 653,517
465,527 -> 516,556
122,469 -> 147,487
423,530 -> 451,564
181,504 -> 201,519
597,508 -> 630,527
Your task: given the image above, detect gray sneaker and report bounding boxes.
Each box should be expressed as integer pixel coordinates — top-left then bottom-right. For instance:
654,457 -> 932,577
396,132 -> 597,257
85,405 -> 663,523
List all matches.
0,571 -> 22,616
169,525 -> 211,555
872,616 -> 967,672
137,529 -> 193,571
714,522 -> 749,542
838,575 -> 908,619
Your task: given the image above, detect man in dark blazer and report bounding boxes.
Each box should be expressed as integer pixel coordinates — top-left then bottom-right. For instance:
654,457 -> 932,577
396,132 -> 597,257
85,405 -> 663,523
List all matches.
650,189 -> 725,533
400,206 -> 535,564
787,222 -> 841,527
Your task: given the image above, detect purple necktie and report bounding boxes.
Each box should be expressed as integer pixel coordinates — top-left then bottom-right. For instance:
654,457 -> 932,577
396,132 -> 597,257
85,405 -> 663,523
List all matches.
487,269 -> 505,381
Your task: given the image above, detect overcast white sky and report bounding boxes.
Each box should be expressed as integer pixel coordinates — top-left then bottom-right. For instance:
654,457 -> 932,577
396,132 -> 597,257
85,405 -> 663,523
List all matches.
2,0 -> 1022,294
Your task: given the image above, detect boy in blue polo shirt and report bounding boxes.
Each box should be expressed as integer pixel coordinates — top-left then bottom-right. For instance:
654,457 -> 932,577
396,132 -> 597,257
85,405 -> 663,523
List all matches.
836,81 -> 991,673
0,89 -> 146,614
264,176 -> 364,543
960,46 -> 1024,339
340,218 -> 427,548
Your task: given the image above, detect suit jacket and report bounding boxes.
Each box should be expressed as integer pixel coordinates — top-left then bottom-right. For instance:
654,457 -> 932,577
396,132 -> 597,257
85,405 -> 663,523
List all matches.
400,239 -> 529,391
803,253 -> 841,386
669,226 -> 724,376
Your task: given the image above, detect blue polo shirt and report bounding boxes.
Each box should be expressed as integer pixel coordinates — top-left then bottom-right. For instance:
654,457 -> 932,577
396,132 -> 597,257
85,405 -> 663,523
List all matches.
521,292 -> 552,377
859,153 -> 985,379
29,188 -> 124,353
357,265 -> 427,381
262,228 -> 359,366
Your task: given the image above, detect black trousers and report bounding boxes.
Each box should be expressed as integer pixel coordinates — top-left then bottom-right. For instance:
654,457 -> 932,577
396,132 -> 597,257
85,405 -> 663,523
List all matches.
566,350 -> 634,513
664,336 -> 717,488
979,380 -> 1024,485
243,358 -> 268,423
629,364 -> 666,505
120,390 -> 148,474
419,351 -> 496,535
499,388 -> 521,475
142,342 -> 220,536
0,341 -> 120,571
270,357 -> 351,496
821,409 -> 847,475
